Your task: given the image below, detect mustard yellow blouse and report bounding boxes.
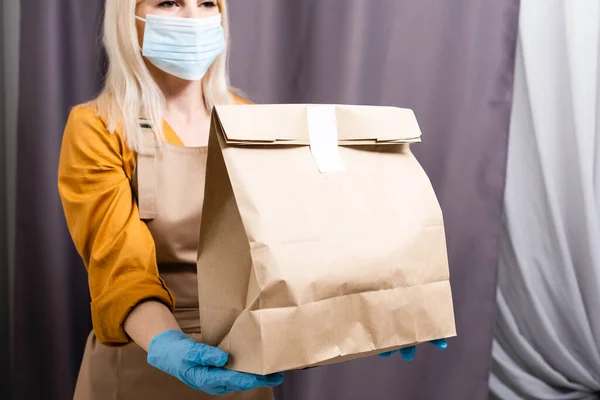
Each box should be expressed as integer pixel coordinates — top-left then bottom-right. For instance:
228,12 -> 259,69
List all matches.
58,97 -> 249,346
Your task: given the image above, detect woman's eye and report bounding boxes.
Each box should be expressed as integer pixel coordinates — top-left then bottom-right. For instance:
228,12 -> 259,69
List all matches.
200,1 -> 217,8
158,1 -> 178,8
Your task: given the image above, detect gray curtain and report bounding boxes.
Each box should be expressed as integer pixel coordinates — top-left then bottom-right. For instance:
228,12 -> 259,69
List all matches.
491,1 -> 600,399
12,1 -> 105,399
1,0 -> 20,398
10,0 -> 519,399
0,4 -> 8,398
228,1 -> 519,399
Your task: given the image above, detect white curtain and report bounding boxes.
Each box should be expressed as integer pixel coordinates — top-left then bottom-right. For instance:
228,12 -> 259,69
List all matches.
490,0 -> 600,399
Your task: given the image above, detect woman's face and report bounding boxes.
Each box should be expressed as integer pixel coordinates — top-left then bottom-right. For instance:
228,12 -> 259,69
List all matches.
136,1 -> 220,45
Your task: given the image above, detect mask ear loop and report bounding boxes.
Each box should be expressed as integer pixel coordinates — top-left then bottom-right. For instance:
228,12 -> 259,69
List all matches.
136,16 -> 147,54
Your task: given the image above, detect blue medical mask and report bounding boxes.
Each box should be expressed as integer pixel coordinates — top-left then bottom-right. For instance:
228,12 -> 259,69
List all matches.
136,13 -> 226,81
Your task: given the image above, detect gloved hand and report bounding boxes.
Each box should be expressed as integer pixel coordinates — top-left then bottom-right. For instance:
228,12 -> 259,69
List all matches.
379,339 -> 448,361
147,330 -> 285,395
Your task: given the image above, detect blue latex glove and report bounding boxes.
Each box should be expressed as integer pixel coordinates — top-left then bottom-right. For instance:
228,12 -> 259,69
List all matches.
379,339 -> 448,361
148,330 -> 285,395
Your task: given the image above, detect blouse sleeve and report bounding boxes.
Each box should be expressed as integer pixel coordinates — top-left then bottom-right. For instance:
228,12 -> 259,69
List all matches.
58,105 -> 175,346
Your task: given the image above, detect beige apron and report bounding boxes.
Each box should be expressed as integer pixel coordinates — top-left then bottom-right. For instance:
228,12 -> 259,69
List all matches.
73,127 -> 274,400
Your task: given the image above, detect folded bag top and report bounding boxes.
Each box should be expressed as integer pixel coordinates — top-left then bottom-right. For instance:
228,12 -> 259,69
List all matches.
213,104 -> 422,145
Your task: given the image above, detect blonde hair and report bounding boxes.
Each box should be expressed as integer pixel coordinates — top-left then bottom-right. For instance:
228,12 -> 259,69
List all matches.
94,0 -> 234,151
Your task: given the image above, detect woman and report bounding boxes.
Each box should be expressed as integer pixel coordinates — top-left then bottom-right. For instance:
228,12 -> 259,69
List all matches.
58,0 -> 446,398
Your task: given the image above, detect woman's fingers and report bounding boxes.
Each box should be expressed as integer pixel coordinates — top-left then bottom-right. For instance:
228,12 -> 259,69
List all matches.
214,369 -> 282,391
257,372 -> 285,387
398,346 -> 416,361
184,342 -> 229,367
429,339 -> 448,350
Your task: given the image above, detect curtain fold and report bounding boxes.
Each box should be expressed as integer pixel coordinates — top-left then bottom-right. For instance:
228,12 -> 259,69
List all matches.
228,1 -> 520,399
491,1 -> 600,399
0,8 -> 9,400
1,0 -> 20,398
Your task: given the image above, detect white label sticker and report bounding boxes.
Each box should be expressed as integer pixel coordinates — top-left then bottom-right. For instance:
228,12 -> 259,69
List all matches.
306,105 -> 346,173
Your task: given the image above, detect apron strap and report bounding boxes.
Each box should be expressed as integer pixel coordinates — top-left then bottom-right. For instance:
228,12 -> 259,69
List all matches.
136,122 -> 158,220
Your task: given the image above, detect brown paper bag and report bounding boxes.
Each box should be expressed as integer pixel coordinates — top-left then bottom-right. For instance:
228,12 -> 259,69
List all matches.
197,104 -> 456,375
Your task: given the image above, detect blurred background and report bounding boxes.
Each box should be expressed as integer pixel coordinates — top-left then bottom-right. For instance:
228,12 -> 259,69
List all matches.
2,0 -> 599,399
